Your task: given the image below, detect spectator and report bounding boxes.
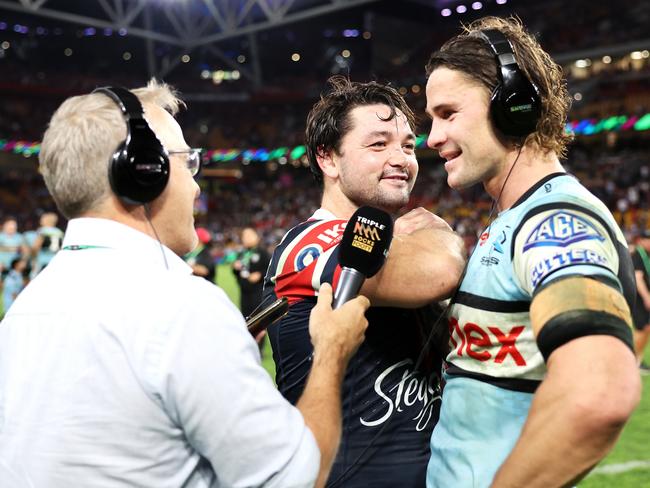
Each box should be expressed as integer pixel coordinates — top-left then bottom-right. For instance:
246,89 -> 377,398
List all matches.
632,229 -> 650,371
1,257 -> 27,315
184,226 -> 216,282
233,226 -> 271,319
0,217 -> 26,276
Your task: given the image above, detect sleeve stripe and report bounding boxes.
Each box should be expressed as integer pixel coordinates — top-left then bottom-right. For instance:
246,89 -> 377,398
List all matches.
454,290 -> 530,313
311,245 -> 338,292
533,263 -> 617,291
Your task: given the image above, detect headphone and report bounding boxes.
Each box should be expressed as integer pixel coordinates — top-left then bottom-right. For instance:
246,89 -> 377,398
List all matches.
475,29 -> 542,138
93,86 -> 170,205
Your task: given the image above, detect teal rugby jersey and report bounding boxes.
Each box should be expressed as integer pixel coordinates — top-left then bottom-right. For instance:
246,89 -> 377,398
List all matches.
427,172 -> 635,488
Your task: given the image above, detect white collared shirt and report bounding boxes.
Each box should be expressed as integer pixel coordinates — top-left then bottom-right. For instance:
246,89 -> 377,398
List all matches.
0,218 -> 318,488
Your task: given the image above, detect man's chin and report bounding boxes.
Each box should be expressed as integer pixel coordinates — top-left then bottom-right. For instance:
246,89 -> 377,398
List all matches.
447,175 -> 471,191
372,194 -> 409,213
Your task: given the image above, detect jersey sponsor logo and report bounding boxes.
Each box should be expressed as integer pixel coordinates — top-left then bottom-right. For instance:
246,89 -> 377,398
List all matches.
449,318 -> 527,366
523,211 -> 605,252
530,248 -> 608,288
359,359 -> 440,432
480,256 -> 500,266
316,222 -> 346,245
478,230 -> 490,246
294,245 -> 323,271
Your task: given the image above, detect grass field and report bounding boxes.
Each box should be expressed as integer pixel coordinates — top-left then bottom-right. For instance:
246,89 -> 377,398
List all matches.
216,263 -> 650,486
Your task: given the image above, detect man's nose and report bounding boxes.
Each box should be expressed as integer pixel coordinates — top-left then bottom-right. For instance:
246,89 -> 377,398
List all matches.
427,123 -> 446,150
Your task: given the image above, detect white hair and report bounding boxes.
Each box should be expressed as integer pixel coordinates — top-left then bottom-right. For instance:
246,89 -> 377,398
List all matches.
39,79 -> 184,218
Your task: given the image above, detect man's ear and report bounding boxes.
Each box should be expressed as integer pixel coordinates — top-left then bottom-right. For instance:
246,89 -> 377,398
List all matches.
317,146 -> 339,180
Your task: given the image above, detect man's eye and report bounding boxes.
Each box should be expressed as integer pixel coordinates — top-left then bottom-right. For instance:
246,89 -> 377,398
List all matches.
403,143 -> 415,150
371,141 -> 386,147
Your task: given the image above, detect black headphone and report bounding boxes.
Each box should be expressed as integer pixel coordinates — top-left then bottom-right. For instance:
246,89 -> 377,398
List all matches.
93,86 -> 170,205
475,29 -> 542,138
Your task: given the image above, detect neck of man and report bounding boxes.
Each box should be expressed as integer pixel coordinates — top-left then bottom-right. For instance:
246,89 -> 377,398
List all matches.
319,187 -> 400,221
319,186 -> 361,220
82,196 -> 158,242
484,145 -> 565,213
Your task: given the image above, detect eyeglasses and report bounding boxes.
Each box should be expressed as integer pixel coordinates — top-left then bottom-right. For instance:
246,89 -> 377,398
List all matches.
168,148 -> 204,177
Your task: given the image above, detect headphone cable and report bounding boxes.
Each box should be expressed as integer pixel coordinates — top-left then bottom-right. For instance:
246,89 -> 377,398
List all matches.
144,203 -> 170,270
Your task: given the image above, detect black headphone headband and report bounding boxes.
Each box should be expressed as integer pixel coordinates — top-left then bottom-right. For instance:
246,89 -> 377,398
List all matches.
93,86 -> 170,205
474,29 -> 542,138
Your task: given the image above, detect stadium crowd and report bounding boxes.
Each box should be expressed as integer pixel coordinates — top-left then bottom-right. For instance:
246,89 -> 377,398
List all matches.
1,0 -> 649,316
1,142 -> 648,297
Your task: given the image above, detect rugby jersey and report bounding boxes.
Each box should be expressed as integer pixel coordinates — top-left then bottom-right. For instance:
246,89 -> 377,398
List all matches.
427,173 -> 635,487
264,208 -> 443,487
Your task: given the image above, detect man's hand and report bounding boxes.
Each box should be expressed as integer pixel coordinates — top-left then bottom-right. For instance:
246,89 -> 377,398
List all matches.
394,207 -> 452,235
360,207 -> 465,307
309,283 -> 370,363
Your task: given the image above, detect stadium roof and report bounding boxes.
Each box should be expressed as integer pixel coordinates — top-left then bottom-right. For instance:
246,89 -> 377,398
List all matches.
0,0 -> 506,86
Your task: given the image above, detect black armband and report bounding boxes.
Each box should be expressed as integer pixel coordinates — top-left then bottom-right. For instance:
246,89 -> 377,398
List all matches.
536,310 -> 634,362
530,276 -> 634,362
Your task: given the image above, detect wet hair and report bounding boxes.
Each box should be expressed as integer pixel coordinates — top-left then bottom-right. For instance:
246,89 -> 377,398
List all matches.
305,76 -> 415,184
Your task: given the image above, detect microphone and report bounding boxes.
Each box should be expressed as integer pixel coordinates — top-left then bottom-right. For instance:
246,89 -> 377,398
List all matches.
246,297 -> 289,336
333,206 -> 393,309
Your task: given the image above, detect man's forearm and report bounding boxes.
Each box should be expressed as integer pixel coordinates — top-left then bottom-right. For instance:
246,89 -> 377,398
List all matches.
362,227 -> 465,307
491,336 -> 640,487
296,349 -> 348,488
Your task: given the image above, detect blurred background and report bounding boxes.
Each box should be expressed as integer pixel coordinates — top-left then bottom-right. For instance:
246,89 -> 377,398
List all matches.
1,0 -> 648,254
0,1 -> 649,483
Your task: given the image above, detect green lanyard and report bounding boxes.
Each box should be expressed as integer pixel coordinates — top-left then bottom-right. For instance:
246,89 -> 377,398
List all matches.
61,245 -> 110,251
184,244 -> 204,261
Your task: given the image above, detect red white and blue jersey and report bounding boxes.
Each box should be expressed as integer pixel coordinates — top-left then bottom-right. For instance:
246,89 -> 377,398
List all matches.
264,208 -> 442,488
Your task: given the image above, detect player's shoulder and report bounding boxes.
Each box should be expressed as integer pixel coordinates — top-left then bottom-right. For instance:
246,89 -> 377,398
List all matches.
513,173 -> 618,237
275,215 -> 347,255
518,174 -> 604,213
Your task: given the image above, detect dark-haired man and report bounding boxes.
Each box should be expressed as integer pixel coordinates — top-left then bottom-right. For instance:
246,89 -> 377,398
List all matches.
264,76 -> 465,487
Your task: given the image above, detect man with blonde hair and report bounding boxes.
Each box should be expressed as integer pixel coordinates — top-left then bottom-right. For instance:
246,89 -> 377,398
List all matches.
425,16 -> 640,486
0,80 -> 370,488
